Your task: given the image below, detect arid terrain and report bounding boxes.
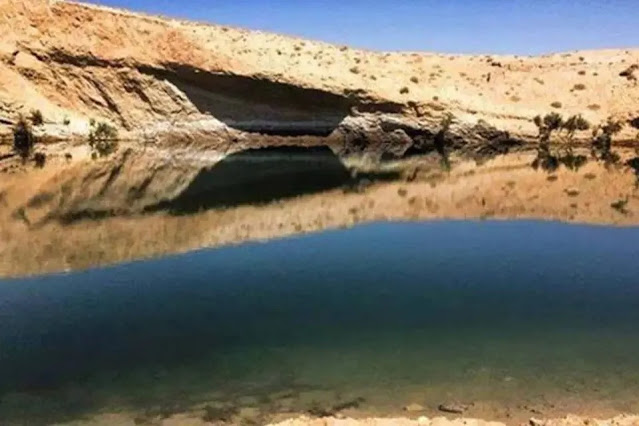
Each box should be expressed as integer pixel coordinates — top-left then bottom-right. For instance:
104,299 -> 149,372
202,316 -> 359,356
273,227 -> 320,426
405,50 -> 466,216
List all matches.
1,1 -> 638,277
1,1 -> 639,425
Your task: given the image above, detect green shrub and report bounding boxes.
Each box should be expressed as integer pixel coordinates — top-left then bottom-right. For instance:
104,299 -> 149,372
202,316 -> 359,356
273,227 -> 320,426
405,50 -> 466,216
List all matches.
532,113 -> 590,172
591,118 -> 624,164
562,114 -> 590,140
88,120 -> 119,158
63,117 -> 71,126
30,109 -> 44,126
33,152 -> 46,168
12,115 -> 34,161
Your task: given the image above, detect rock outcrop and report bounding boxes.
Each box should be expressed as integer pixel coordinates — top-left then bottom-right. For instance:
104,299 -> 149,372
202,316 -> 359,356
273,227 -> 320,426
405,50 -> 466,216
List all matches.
1,0 -> 638,155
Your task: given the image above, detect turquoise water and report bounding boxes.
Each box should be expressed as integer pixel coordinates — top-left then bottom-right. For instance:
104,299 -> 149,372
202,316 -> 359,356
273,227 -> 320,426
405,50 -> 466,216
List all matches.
1,221 -> 639,424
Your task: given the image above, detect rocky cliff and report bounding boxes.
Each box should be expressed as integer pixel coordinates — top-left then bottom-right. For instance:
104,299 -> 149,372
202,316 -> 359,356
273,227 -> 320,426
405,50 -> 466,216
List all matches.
2,0 -> 638,153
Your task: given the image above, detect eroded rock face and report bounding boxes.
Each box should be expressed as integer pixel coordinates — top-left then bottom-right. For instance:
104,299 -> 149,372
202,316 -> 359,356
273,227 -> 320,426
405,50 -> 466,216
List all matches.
1,0 -> 639,150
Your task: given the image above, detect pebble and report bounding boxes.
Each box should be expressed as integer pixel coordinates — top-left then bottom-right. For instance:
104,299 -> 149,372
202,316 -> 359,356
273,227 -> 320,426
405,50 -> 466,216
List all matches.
438,403 -> 466,414
404,403 -> 425,412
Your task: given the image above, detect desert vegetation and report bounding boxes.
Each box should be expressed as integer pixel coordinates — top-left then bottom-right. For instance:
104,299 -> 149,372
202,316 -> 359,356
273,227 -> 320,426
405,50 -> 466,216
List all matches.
532,113 -> 590,171
12,115 -> 34,162
29,109 -> 43,126
435,113 -> 454,170
88,119 -> 119,158
591,118 -> 624,164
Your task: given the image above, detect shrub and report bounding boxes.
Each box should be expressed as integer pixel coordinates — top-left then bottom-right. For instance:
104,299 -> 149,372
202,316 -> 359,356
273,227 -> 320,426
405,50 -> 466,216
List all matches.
33,152 -> 46,168
12,115 -> 34,161
349,66 -> 360,74
532,113 -> 589,172
572,83 -> 586,91
88,120 -> 119,158
30,109 -> 44,126
610,199 -> 629,215
562,114 -> 590,140
63,116 -> 70,126
619,64 -> 638,81
435,113 -> 453,170
399,86 -> 409,94
410,76 -> 419,84
550,101 -> 563,109
591,117 -> 624,164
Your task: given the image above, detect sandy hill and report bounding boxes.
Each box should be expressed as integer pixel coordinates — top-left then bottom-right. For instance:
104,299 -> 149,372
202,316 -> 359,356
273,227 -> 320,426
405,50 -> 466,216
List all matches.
0,0 -> 638,151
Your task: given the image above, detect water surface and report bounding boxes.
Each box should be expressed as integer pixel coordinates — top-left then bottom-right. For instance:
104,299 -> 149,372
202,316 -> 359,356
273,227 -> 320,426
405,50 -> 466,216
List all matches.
1,221 -> 639,424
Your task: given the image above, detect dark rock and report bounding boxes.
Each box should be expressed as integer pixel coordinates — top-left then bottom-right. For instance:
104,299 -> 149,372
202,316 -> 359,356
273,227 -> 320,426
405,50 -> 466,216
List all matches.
438,403 -> 467,414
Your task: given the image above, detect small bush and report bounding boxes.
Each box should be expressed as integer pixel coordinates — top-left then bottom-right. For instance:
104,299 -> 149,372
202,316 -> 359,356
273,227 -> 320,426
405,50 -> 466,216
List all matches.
30,109 -> 44,126
578,70 -> 586,75
611,199 -> 629,215
591,117 -> 624,164
13,115 -> 34,161
572,83 -> 586,91
399,86 -> 409,95
410,76 -> 419,84
63,116 -> 70,126
562,114 -> 590,139
551,101 -> 563,109
531,112 -> 589,172
349,66 -> 360,74
88,121 -> 119,158
587,104 -> 601,111
33,152 -> 46,168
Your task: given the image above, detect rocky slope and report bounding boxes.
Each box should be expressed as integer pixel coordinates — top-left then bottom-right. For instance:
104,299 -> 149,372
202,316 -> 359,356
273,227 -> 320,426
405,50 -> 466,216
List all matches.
0,0 -> 638,215
1,0 -> 638,153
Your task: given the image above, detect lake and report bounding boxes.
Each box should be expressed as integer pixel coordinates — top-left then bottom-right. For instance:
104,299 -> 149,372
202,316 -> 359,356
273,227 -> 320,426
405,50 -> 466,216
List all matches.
1,220 -> 639,425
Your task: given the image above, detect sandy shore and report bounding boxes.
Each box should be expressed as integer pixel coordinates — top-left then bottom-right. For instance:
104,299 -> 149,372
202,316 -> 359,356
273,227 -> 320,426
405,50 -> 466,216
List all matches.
268,415 -> 639,426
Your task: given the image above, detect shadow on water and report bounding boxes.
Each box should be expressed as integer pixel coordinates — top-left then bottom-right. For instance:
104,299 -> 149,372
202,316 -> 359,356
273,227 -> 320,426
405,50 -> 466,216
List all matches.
150,146 -> 352,214
2,222 -> 639,423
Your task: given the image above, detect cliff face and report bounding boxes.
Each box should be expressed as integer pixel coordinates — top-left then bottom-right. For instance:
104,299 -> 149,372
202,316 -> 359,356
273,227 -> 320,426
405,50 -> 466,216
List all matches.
1,0 -> 638,151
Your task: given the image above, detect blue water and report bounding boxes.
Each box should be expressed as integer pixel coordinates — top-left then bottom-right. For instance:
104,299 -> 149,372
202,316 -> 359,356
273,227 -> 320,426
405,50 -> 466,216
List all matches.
1,221 -> 639,423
